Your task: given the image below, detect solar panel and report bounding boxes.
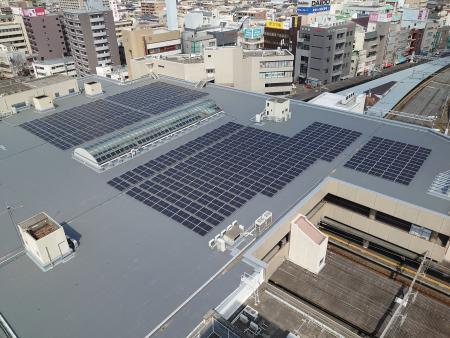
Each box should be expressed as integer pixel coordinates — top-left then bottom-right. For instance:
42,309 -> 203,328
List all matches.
108,121 -> 361,236
20,82 -> 208,150
344,136 -> 431,185
20,100 -> 149,150
105,82 -> 207,113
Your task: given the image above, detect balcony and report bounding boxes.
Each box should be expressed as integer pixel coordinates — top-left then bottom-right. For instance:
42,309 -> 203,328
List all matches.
92,31 -> 106,38
95,45 -> 109,52
94,38 -> 108,44
97,51 -> 110,58
90,17 -> 104,23
92,24 -> 106,30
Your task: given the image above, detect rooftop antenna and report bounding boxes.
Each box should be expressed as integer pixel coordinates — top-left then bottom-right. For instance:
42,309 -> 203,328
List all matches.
0,202 -> 24,245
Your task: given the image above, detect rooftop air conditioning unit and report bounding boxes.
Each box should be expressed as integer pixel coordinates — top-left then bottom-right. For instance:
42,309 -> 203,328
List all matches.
243,305 -> 258,321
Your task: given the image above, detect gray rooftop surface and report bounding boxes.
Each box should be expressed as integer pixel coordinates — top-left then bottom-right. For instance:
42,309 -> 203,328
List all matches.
0,76 -> 449,338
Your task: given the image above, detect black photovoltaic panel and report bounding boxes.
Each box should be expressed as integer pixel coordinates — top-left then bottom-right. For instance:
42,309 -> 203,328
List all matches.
344,136 -> 431,185
105,82 -> 208,114
20,82 -> 208,150
108,122 -> 362,236
21,100 -> 148,150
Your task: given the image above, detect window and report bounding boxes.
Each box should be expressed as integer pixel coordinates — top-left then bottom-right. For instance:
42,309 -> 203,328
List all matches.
409,225 -> 432,241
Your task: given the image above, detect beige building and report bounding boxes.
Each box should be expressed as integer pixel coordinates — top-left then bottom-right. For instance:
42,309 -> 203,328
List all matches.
137,47 -> 294,95
122,25 -> 181,65
0,15 -> 31,55
140,0 -> 165,17
115,19 -> 133,44
0,75 -> 79,118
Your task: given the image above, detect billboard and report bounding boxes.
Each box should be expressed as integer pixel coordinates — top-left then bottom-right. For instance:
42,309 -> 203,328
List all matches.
265,20 -> 290,30
369,12 -> 392,22
297,0 -> 331,14
243,27 -> 263,39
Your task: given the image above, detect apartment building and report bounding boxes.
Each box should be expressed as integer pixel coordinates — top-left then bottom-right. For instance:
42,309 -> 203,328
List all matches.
0,43 -> 27,78
59,0 -> 110,11
140,0 -> 165,17
122,25 -> 181,65
295,21 -> 355,84
0,15 -> 31,55
32,57 -> 76,78
23,14 -> 70,60
351,17 -> 380,76
115,18 -> 132,44
63,9 -> 120,76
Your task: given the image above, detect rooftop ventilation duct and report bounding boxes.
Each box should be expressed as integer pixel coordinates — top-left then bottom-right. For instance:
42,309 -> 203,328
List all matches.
33,95 -> 54,112
84,81 -> 103,97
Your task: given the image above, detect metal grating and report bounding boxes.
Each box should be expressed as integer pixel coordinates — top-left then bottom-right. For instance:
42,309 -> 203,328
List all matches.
428,170 -> 450,200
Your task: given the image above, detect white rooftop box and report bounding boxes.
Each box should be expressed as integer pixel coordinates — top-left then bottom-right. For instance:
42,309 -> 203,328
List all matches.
288,214 -> 328,274
84,81 -> 103,97
33,95 -> 54,112
256,97 -> 291,123
18,212 -> 73,271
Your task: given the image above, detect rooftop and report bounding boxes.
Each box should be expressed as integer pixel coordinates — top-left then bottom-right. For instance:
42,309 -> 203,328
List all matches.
270,254 -> 450,337
243,49 -> 293,58
0,74 -> 449,338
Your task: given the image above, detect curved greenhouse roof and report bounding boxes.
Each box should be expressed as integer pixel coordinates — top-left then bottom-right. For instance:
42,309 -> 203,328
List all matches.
73,99 -> 222,171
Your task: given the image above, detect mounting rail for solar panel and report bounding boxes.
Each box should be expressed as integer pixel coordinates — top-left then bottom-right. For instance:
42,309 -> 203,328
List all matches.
72,109 -> 225,173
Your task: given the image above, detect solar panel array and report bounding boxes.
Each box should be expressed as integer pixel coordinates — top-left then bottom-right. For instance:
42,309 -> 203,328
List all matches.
105,82 -> 207,114
344,136 -> 431,185
108,121 -> 361,236
20,82 -> 208,150
21,101 -> 148,150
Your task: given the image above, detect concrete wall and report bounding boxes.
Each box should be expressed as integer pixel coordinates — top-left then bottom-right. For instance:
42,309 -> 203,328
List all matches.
0,78 -> 79,116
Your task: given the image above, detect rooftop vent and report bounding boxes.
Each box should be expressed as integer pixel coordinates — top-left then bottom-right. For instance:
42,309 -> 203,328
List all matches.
33,95 -> 54,112
18,212 -> 75,271
84,81 -> 103,97
340,91 -> 355,105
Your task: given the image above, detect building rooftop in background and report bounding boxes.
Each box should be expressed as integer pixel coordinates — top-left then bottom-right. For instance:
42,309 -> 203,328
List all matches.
0,74 -> 449,338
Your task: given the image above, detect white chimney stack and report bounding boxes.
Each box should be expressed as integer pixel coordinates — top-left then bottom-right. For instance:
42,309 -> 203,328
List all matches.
165,0 -> 177,31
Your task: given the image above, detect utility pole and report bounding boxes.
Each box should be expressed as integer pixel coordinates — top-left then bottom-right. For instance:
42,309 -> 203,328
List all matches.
380,251 -> 430,338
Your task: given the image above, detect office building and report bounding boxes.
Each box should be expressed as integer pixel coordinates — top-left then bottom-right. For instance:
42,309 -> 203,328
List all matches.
138,46 -> 294,95
182,30 -> 216,54
23,13 -> 70,60
295,21 -> 355,84
63,9 -> 120,76
122,25 -> 181,66
32,57 -> 76,78
263,17 -> 300,58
